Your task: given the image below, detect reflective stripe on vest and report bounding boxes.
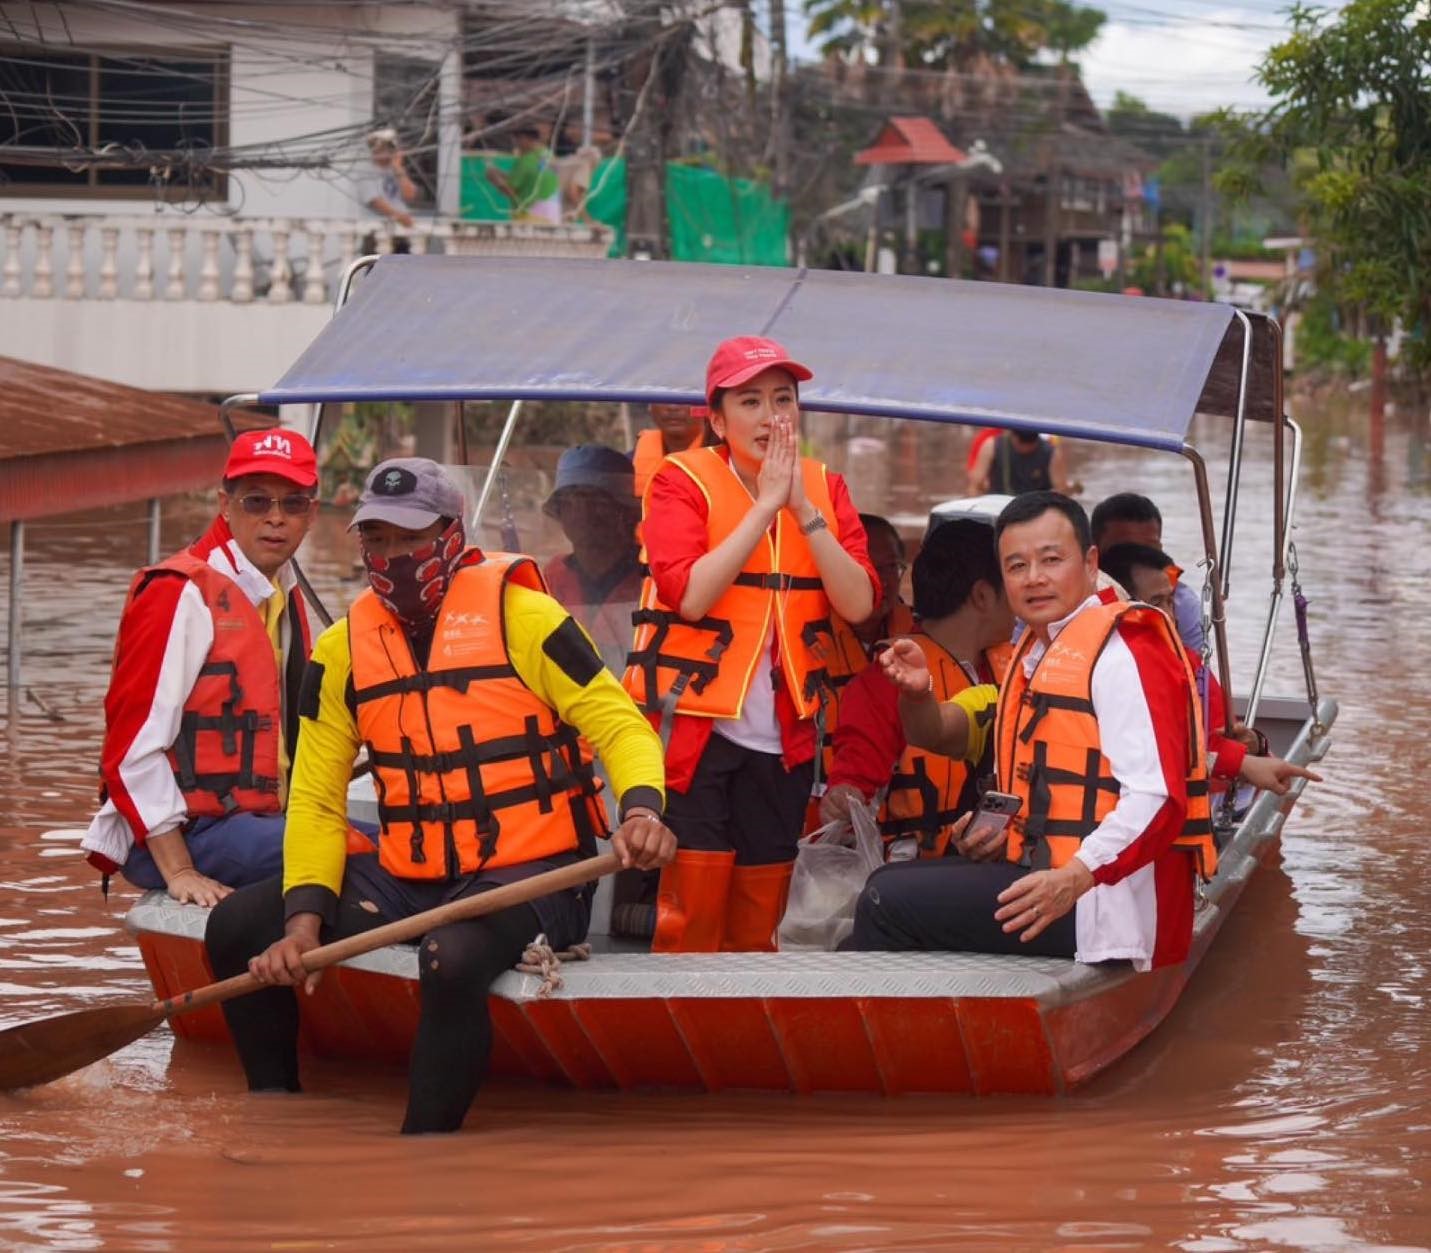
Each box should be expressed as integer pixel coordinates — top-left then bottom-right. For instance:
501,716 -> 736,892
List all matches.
880,637 -> 996,857
349,554 -> 606,880
144,552 -> 283,818
994,599 -> 1216,880
623,448 -> 836,720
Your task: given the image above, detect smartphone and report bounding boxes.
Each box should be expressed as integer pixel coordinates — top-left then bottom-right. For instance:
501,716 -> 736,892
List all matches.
962,791 -> 1022,848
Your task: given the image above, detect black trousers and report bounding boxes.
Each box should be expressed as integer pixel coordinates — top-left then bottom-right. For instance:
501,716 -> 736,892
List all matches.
844,857 -> 1077,957
665,732 -> 815,865
205,869 -> 544,1134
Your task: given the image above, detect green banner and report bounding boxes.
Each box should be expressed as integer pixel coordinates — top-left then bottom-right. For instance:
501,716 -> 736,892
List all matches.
459,155 -> 787,265
666,164 -> 790,267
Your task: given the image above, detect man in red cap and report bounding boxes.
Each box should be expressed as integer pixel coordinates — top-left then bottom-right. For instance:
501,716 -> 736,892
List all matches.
81,428 -> 322,904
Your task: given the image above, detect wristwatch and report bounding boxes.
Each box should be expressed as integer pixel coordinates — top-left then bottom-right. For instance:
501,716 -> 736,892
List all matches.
799,513 -> 829,537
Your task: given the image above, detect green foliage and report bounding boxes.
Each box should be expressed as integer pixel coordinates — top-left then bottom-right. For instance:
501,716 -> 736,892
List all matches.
1217,0 -> 1431,364
1129,222 -> 1201,294
1295,291 -> 1373,375
802,0 -> 1105,69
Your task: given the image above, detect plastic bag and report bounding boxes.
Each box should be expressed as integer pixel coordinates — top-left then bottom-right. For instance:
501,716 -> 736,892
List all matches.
778,801 -> 885,951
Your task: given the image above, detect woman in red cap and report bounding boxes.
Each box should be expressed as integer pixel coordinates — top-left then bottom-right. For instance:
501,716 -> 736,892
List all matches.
625,336 -> 879,951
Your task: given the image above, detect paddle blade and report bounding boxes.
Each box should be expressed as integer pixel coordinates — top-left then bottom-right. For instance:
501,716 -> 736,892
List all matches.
0,1002 -> 162,1092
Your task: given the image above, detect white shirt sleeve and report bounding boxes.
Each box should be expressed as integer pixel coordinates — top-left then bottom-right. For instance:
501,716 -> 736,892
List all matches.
81,582 -> 214,863
1072,630 -> 1172,874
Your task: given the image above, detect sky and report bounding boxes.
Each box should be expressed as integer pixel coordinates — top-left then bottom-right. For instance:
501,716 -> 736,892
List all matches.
784,1 -> 1302,119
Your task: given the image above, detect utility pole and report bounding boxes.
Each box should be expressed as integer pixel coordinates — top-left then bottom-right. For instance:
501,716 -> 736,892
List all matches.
768,0 -> 790,200
1200,135 -> 1213,299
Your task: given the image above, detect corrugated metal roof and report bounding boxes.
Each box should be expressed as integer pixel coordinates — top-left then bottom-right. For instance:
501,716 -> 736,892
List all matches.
855,117 -> 967,167
0,356 -> 224,462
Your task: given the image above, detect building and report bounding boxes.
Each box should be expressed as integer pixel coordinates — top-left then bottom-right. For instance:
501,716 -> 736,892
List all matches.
0,2 -> 609,399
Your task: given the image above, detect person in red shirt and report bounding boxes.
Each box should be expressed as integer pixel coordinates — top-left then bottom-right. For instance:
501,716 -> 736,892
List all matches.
624,336 -> 879,951
820,518 -> 1014,856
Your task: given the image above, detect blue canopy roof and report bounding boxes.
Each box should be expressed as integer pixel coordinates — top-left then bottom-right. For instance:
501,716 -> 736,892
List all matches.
260,257 -> 1276,452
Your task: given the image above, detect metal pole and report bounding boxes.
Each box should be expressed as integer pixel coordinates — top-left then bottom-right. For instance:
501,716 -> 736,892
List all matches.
147,497 -> 162,564
6,521 -> 22,719
1218,308 -> 1254,598
1271,320 -> 1288,583
581,37 -> 596,150
473,400 -> 524,528
1181,444 -> 1236,735
1243,414 -> 1303,729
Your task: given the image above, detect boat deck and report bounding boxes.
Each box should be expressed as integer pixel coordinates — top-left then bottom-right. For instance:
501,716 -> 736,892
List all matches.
127,699 -> 1334,1096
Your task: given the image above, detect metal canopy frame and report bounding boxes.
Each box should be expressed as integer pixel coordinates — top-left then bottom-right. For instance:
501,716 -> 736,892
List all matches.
227,258 -> 1303,738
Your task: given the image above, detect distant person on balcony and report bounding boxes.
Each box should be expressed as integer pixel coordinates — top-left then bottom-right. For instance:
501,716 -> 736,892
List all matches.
80,430 -> 322,906
967,429 -> 1075,497
484,120 -> 562,224
357,127 -> 417,254
541,445 -> 644,673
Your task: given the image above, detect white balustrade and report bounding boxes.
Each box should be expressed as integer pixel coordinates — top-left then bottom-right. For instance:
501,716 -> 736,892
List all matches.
198,229 -> 221,302
31,223 -> 54,298
64,223 -> 85,299
2,220 -> 22,297
164,227 -> 186,299
302,223 -> 326,304
134,226 -> 156,300
99,227 -> 119,299
231,227 -> 254,303
268,222 -> 293,304
0,212 -> 615,306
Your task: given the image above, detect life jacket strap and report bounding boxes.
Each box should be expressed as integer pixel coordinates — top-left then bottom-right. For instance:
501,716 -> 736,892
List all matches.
1018,690 -> 1096,744
352,663 -> 519,707
624,607 -> 734,713
733,571 -> 824,592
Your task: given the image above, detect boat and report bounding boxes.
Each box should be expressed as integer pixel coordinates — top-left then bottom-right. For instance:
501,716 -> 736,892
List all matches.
127,256 -> 1336,1096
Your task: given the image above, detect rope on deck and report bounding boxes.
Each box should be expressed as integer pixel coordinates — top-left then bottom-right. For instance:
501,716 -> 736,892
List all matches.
516,932 -> 592,997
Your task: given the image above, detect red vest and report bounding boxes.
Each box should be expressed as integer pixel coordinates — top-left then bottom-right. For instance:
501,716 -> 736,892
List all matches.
150,552 -> 290,818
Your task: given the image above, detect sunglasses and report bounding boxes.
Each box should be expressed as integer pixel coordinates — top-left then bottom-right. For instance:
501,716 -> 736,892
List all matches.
238,492 -> 314,517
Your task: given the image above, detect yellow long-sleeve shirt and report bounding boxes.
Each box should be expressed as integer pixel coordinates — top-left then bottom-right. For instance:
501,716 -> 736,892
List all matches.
950,683 -> 999,764
283,582 -> 665,912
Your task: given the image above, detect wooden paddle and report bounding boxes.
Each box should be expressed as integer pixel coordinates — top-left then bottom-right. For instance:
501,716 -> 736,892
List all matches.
0,852 -> 621,1093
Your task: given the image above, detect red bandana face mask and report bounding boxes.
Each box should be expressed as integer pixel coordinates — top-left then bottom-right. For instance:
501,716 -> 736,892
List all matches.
363,518 -> 466,629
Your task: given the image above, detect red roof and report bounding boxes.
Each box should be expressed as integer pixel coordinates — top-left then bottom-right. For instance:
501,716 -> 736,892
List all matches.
855,117 -> 966,166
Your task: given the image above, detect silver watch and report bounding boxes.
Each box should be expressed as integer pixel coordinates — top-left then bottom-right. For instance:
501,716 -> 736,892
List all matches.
799,513 -> 829,536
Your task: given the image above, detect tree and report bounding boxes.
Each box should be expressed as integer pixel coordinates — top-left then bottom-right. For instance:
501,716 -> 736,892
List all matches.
1218,0 -> 1431,366
803,0 -> 1105,70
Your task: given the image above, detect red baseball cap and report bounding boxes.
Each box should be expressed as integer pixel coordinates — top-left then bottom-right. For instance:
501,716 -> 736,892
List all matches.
704,335 -> 813,406
223,428 -> 318,488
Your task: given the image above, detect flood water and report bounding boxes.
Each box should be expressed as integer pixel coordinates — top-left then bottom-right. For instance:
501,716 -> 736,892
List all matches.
0,392 -> 1427,1250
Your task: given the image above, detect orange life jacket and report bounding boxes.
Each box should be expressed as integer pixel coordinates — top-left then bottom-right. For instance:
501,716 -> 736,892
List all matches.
349,553 -> 606,881
806,601 -> 915,790
995,599 -> 1216,880
145,551 -> 288,818
624,448 -> 837,721
632,426 -> 706,498
881,637 -> 1001,858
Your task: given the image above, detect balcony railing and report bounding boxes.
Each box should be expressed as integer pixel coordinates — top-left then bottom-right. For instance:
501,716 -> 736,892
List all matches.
0,212 -> 614,305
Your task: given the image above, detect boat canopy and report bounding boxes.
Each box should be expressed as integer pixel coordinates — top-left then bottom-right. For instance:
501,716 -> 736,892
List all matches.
260,257 -> 1279,453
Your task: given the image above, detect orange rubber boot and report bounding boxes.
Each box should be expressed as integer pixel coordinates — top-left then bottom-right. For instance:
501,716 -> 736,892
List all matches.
651,849 -> 736,953
720,861 -> 796,953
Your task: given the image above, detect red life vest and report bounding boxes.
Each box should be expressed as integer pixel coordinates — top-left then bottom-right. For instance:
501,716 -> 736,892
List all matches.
150,551 -> 288,819
349,553 -> 606,881
541,551 -> 644,668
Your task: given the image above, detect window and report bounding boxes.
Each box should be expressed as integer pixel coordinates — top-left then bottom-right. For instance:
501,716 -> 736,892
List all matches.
0,45 -> 229,200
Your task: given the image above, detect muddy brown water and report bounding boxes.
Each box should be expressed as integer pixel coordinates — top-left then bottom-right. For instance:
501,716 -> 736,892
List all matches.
0,397 -> 1426,1250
